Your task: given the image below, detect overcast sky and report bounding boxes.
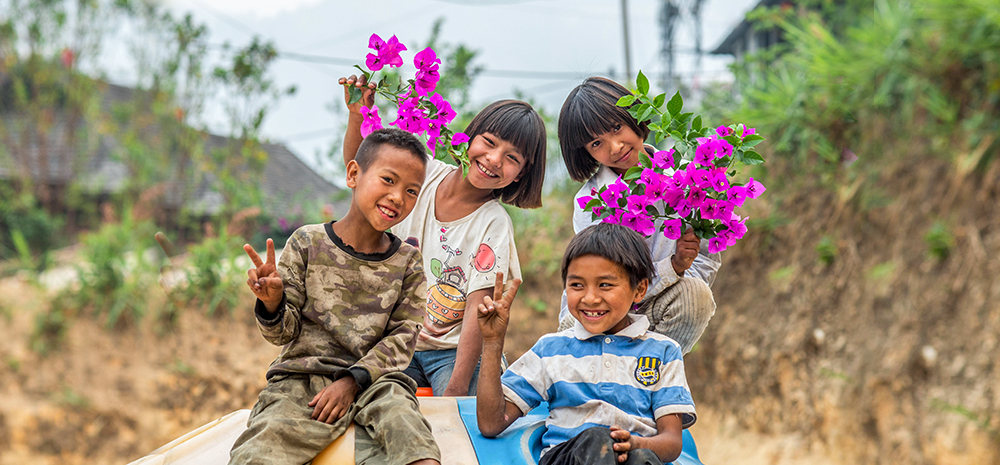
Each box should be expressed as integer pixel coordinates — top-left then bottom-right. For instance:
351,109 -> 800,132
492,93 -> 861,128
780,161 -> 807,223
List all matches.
148,0 -> 759,179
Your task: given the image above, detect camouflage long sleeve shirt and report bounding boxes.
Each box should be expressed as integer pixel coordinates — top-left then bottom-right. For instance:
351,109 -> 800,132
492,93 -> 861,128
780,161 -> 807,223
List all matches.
254,222 -> 426,390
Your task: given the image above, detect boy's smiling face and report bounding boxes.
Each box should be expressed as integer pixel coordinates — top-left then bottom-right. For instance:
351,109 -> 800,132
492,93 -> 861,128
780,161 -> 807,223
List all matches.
346,146 -> 425,232
566,254 -> 648,335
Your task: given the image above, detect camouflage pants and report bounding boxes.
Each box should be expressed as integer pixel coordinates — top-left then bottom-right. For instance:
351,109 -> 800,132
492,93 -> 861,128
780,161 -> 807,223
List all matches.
229,371 -> 440,465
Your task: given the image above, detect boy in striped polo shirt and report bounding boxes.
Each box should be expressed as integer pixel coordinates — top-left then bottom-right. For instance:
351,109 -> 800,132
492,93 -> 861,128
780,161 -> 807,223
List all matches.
477,223 -> 696,465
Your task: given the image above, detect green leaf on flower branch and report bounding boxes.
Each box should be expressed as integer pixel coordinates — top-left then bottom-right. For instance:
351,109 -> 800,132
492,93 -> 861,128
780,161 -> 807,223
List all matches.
660,113 -> 671,124
624,166 -> 643,181
677,112 -> 693,124
654,132 -> 666,145
667,91 -> 683,116
736,123 -> 746,137
723,135 -> 740,146
653,93 -> 666,109
648,123 -> 661,132
348,86 -> 364,105
742,134 -> 766,147
692,115 -> 702,131
639,152 -> 652,169
728,169 -> 737,177
637,71 -> 649,95
585,198 -> 603,212
743,150 -> 765,165
715,156 -> 732,167
617,95 -> 636,107
669,130 -> 685,142
639,105 -> 655,123
353,65 -> 372,82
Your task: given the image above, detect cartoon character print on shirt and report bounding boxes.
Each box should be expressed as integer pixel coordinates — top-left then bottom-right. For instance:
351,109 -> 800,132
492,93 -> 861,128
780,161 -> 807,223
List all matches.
426,227 -> 468,328
635,356 -> 661,386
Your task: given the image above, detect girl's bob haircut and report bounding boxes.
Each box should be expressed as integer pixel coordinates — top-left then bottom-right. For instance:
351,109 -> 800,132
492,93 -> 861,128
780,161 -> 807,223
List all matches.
558,76 -> 650,182
560,223 -> 654,289
463,100 -> 546,209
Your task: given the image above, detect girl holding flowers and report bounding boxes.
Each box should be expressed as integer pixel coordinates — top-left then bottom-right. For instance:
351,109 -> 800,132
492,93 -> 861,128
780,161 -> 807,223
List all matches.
556,76 -> 721,354
339,36 -> 546,396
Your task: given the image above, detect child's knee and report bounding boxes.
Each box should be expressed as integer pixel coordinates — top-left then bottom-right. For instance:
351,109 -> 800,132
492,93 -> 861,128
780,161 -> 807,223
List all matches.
678,277 -> 716,322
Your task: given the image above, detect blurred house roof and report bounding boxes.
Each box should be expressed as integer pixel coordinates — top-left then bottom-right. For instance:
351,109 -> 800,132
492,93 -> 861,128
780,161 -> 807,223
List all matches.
0,82 -> 345,217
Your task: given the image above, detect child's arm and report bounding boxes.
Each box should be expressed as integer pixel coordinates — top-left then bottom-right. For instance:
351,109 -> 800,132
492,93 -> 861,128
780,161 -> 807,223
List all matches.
245,232 -> 310,346
476,273 -> 525,437
609,414 -> 684,463
338,74 -> 376,166
443,287 -> 490,396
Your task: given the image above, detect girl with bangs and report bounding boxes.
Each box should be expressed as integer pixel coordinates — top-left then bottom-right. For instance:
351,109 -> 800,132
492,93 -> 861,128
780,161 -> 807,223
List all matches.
341,75 -> 546,396
557,76 -> 720,355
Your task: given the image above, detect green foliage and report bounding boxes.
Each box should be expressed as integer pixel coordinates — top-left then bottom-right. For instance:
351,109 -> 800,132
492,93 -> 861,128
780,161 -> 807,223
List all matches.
815,235 -> 837,266
526,297 -> 547,315
727,0 -> 1000,185
74,214 -> 159,329
0,189 -> 64,271
505,182 -> 578,280
924,221 -> 954,261
183,232 -> 245,316
30,292 -> 72,355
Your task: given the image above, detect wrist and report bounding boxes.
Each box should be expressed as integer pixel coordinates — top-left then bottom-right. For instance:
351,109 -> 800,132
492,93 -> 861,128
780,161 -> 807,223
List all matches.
483,339 -> 505,351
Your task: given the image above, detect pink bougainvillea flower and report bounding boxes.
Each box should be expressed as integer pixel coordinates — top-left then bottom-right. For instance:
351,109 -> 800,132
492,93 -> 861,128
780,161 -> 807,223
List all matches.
694,140 -> 717,167
662,218 -> 684,240
425,119 -> 443,154
392,104 -> 428,134
668,169 -> 691,190
604,177 -> 630,204
359,104 -> 383,137
675,199 -> 692,218
687,186 -> 708,209
430,93 -> 456,124
653,149 -> 675,170
743,127 -> 756,137
715,139 -> 733,159
366,34 -> 406,71
727,185 -> 748,207
745,177 -> 766,199
621,211 -> 656,236
708,236 -> 727,254
716,200 -> 735,221
716,125 -> 732,137
626,193 -> 653,215
601,209 -> 624,225
692,168 -> 714,190
413,47 -> 441,71
577,195 -> 594,211
366,52 -> 386,71
452,132 -> 470,145
660,185 -> 686,209
700,198 -> 721,220
414,66 -> 440,96
709,167 -> 730,192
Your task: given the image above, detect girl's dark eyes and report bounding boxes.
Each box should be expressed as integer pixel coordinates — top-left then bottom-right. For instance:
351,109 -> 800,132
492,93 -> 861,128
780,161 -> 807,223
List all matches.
407,188 -> 419,195
590,140 -> 601,148
614,123 -> 622,132
484,136 -> 495,146
382,177 -> 393,184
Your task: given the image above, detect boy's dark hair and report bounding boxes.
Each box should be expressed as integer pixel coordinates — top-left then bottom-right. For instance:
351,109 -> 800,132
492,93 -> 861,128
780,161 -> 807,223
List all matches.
356,127 -> 428,170
561,223 -> 654,289
464,100 -> 546,209
558,77 -> 651,182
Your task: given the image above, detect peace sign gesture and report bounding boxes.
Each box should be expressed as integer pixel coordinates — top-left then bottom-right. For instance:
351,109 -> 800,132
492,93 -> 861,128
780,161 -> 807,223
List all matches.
477,272 -> 522,344
244,238 -> 284,313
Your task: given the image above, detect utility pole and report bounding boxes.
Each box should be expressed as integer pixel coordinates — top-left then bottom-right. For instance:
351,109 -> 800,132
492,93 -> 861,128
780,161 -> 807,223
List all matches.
620,0 -> 632,82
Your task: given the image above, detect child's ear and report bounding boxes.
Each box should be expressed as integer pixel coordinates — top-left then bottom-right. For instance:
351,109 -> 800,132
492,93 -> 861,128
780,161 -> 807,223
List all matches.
345,160 -> 361,189
633,279 -> 649,304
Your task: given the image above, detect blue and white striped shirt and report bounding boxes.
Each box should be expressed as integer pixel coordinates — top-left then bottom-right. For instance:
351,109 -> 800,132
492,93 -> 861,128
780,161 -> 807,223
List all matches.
501,314 -> 696,453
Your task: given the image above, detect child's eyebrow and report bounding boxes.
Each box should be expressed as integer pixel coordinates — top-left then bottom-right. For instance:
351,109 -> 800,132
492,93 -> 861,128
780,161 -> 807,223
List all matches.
567,273 -> 621,281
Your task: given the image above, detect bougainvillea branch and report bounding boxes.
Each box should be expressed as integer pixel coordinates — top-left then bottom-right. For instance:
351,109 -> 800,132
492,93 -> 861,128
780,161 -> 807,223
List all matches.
579,71 -> 768,253
349,33 -> 471,176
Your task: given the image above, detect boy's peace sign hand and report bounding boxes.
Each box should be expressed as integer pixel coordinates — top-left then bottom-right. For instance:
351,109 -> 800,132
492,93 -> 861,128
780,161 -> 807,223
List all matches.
477,272 -> 522,344
244,238 -> 284,313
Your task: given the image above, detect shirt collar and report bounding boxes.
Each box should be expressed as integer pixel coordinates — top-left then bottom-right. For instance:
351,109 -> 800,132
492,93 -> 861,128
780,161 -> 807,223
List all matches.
572,314 -> 650,340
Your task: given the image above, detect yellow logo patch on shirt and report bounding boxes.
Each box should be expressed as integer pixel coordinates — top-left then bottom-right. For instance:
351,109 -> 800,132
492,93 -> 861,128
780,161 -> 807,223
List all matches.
634,356 -> 661,386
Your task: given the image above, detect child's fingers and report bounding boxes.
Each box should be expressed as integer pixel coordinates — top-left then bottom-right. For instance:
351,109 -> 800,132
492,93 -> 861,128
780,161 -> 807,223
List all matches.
244,244 -> 263,267
266,238 -> 276,264
482,295 -> 495,311
492,272 -> 504,302
503,278 -> 522,305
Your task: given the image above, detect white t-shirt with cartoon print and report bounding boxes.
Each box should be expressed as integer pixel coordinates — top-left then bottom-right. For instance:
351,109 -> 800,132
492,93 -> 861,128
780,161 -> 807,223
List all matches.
393,159 -> 522,351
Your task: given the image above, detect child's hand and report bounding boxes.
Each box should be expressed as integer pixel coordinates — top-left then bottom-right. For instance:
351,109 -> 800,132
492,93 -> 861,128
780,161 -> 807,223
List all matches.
609,425 -> 641,463
477,272 -> 522,344
244,238 -> 284,313
671,228 -> 701,276
308,376 -> 360,424
338,74 -> 375,115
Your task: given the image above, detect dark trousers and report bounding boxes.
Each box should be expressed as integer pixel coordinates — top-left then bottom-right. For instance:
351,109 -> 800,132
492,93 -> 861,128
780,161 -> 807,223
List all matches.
539,426 -> 662,465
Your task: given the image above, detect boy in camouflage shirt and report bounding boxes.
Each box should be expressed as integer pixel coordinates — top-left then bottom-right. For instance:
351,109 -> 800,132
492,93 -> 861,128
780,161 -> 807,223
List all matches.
230,128 -> 441,465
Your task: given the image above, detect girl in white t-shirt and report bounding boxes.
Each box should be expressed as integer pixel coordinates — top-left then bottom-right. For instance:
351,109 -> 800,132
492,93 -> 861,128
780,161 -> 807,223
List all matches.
341,76 -> 546,396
